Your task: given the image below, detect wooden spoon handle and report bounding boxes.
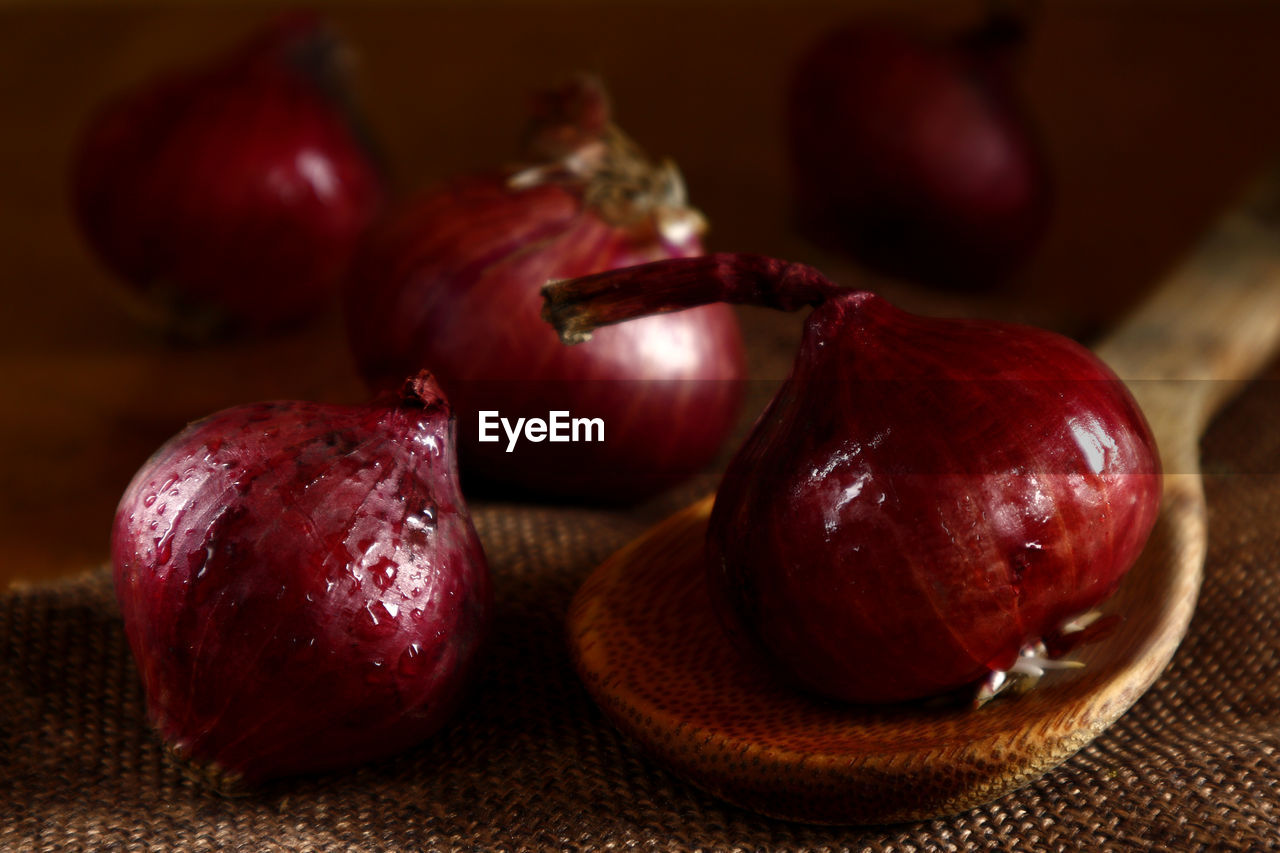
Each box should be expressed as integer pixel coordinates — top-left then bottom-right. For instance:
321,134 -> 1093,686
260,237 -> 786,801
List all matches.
1095,163 -> 1280,456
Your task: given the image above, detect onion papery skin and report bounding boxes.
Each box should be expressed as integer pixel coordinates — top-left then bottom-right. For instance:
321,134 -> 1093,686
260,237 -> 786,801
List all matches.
344,90 -> 746,502
707,293 -> 1160,704
786,19 -> 1052,290
110,374 -> 491,790
72,14 -> 387,336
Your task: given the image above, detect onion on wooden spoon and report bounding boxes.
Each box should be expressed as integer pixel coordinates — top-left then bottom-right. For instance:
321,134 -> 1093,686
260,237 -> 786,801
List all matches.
563,161 -> 1280,824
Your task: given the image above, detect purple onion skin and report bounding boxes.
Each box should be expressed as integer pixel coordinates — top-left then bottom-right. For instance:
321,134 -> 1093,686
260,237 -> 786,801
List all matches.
110,375 -> 491,790
707,293 -> 1160,703
542,254 -> 1162,705
72,13 -> 387,334
345,173 -> 746,502
787,20 -> 1052,289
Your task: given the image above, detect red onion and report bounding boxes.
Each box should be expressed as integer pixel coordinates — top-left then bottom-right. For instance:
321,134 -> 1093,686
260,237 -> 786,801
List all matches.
787,13 -> 1052,289
111,373 -> 491,791
544,254 -> 1161,704
72,13 -> 387,337
344,75 -> 746,502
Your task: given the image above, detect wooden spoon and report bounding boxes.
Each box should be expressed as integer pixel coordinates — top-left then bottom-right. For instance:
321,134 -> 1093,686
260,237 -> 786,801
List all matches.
567,163 -> 1280,825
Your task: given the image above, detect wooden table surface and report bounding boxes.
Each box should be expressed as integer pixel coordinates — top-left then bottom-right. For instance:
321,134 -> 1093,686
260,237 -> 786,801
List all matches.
4,0 -> 1280,588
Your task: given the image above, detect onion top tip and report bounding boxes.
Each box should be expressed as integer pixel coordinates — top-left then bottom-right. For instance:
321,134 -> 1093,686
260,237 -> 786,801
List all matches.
540,278 -> 596,344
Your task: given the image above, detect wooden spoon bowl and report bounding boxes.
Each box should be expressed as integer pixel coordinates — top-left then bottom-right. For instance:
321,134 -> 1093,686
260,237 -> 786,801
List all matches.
568,164 -> 1280,825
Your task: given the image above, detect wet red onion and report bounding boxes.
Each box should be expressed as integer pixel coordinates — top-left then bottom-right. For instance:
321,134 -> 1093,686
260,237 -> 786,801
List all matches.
344,75 -> 745,502
111,373 -> 491,790
72,13 -> 387,337
787,14 -> 1052,289
544,254 -> 1161,704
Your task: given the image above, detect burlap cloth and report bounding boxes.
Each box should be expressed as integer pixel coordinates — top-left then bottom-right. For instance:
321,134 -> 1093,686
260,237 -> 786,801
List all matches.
5,314 -> 1280,852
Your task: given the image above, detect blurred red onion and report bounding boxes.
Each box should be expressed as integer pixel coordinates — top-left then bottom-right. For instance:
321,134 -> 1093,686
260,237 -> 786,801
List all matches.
787,13 -> 1053,290
72,13 -> 387,337
344,76 -> 746,502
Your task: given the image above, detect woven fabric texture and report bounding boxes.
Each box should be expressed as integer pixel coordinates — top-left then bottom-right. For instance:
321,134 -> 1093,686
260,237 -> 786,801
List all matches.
4,346 -> 1280,852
